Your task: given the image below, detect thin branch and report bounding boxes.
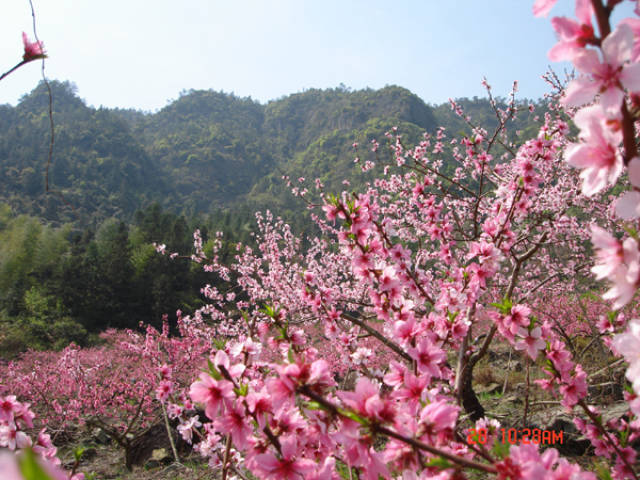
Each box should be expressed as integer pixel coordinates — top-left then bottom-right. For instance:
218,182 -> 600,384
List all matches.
341,312 -> 412,363
27,0 -> 75,213
0,59 -> 30,82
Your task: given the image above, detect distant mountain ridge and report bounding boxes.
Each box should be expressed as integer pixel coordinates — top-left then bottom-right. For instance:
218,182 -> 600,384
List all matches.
0,80 -> 538,225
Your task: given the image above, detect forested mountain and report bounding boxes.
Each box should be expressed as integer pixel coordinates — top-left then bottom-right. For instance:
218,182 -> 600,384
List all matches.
0,81 -> 545,355
0,82 -> 162,225
0,80 -> 540,226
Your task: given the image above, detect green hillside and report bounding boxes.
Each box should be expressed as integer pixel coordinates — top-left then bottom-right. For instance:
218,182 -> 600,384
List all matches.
0,80 -> 539,226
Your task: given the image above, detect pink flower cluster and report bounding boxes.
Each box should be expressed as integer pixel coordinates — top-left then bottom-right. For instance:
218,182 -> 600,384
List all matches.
7,2 -> 640,479
154,85 -> 603,478
0,395 -> 82,479
538,0 -> 640,314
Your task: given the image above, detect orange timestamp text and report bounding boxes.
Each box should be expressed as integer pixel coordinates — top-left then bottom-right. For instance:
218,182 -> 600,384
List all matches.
466,428 -> 563,445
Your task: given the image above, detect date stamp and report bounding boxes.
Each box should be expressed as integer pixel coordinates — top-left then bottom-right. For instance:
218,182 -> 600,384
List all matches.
466,428 -> 563,445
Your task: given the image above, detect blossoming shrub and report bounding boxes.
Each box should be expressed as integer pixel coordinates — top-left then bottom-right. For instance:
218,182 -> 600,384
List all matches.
0,322 -> 208,469
153,2 -> 640,478
6,1 -> 640,479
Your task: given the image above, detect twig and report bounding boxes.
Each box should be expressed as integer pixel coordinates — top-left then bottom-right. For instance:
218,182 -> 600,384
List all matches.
160,401 -> 180,465
523,357 -> 530,425
221,434 -> 232,480
0,59 -> 31,82
501,347 -> 512,395
587,358 -> 625,381
341,312 -> 412,363
27,0 -> 75,213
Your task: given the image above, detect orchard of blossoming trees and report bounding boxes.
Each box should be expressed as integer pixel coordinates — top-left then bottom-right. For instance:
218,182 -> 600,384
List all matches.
4,0 -> 640,478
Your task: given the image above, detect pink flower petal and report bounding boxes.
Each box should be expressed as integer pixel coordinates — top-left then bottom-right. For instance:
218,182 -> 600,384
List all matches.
533,0 -> 558,17
602,23 -> 633,66
575,0 -> 593,25
620,18 -> 640,62
548,42 -> 581,62
629,157 -> 640,187
565,143 -> 592,168
572,49 -> 601,74
562,77 -> 599,108
620,62 -> 640,93
616,191 -> 640,220
599,87 -> 625,116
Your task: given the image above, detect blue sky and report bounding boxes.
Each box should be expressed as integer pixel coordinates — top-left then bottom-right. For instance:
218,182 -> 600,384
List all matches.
0,1 -> 635,111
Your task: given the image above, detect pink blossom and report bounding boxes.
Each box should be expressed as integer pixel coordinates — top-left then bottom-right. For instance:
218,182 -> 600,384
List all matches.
615,190 -> 640,220
0,396 -> 20,424
515,326 -> 547,360
177,415 -> 201,444
0,424 -> 32,450
13,402 -> 34,429
407,337 -> 445,378
559,365 -> 588,408
565,106 -> 623,196
612,319 -> 640,395
306,457 -> 336,480
620,18 -> 640,62
501,304 -> 532,337
629,157 -> 640,187
22,32 -> 45,61
616,157 -> 640,219
32,429 -> 58,462
602,237 -> 640,309
214,402 -> 251,450
548,0 -> 594,61
563,24 -> 640,114
189,372 -> 234,419
419,400 -> 459,432
246,389 -> 272,423
0,452 -> 22,480
155,380 -> 174,402
254,436 -> 316,480
339,377 -> 395,423
591,225 -> 623,279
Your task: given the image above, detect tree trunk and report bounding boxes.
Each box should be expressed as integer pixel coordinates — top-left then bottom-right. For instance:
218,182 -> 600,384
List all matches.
454,310 -> 485,422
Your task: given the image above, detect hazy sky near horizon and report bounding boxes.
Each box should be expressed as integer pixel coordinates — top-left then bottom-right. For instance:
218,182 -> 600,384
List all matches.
0,1 -> 635,111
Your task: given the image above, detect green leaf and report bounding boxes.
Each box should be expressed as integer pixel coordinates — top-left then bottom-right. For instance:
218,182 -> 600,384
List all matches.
623,225 -> 638,241
620,428 -> 629,447
18,449 -> 55,480
259,304 -> 276,318
490,297 -> 513,315
287,347 -> 295,364
338,407 -> 367,425
595,461 -> 613,480
304,401 -> 323,411
234,383 -> 248,397
325,193 -> 338,206
240,310 -> 250,327
491,439 -> 511,459
212,338 -> 227,350
425,456 -> 453,469
74,446 -> 87,462
207,358 -> 222,380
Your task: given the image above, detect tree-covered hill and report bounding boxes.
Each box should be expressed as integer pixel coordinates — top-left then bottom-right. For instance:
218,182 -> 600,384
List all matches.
0,81 -> 164,225
0,82 -> 544,354
0,80 -> 539,226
